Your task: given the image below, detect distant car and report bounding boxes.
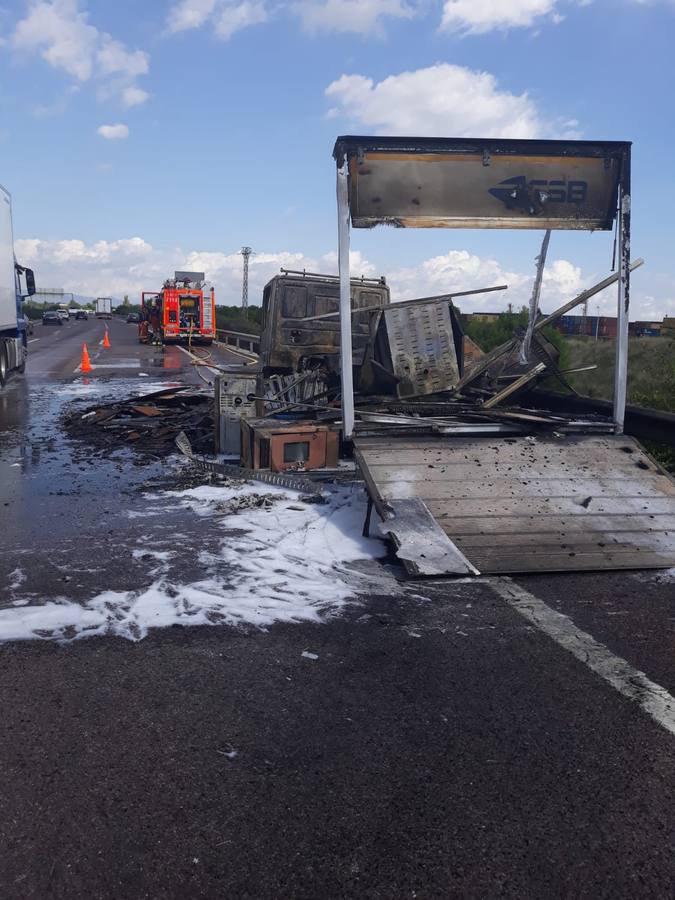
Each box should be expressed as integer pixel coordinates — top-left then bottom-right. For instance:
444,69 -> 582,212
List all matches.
57,309 -> 69,321
126,313 -> 140,323
75,310 -> 87,320
43,311 -> 63,326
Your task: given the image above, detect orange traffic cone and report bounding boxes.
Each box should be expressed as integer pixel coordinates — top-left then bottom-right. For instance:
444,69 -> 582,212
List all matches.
81,343 -> 92,373
102,329 -> 111,348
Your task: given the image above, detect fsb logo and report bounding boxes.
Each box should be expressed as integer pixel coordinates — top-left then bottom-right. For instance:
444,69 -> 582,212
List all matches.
489,175 -> 588,208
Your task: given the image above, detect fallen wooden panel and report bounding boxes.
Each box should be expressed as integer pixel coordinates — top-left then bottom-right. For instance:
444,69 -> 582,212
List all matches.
354,434 -> 675,576
131,405 -> 163,417
378,498 -> 479,577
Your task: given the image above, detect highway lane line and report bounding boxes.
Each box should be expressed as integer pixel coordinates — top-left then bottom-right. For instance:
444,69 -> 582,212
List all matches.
213,339 -> 258,362
490,576 -> 675,738
28,339 -> 40,344
176,344 -> 221,377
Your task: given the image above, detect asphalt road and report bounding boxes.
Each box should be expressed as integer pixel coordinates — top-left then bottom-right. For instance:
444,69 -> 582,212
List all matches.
1,321 -> 674,899
25,313 -> 245,381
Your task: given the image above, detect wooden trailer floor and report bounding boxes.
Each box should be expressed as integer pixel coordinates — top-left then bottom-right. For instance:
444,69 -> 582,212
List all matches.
353,434 -> 675,576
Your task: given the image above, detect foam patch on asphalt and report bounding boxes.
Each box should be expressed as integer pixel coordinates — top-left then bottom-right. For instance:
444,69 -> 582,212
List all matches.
0,485 -> 393,643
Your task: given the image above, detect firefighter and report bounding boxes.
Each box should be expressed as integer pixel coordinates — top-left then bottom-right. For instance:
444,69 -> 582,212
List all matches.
138,305 -> 149,343
149,300 -> 161,346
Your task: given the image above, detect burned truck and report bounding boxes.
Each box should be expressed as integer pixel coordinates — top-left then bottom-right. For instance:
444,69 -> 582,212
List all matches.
258,268 -> 389,377
257,268 -> 488,400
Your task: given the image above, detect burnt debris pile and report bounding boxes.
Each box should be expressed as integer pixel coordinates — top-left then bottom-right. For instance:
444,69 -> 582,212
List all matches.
65,386 -> 214,457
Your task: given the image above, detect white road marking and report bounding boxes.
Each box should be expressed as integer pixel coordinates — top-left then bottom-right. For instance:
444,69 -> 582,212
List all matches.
72,362 -> 140,372
213,339 -> 258,362
490,577 -> 675,738
28,339 -> 40,344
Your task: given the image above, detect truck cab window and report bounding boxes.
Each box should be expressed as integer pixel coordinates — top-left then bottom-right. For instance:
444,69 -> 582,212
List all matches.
281,286 -> 307,319
314,294 -> 339,318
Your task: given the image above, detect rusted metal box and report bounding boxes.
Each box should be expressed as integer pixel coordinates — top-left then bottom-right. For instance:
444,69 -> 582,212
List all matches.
241,418 -> 340,472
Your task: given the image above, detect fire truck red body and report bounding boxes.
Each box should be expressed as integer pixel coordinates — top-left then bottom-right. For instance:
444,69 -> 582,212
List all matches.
140,271 -> 216,345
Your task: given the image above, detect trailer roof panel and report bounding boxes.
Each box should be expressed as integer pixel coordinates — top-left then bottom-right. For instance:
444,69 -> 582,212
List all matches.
333,135 -> 630,231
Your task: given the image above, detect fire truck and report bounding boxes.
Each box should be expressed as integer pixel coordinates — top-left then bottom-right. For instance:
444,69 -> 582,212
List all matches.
140,271 -> 216,345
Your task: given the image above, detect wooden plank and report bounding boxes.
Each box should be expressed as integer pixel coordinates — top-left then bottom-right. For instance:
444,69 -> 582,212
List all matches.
456,539 -> 675,564
378,477 -> 675,501
356,452 -> 654,470
427,514 -> 675,536
453,529 -> 675,550
378,498 -> 479,576
353,446 -> 387,509
355,435 -> 627,452
425,497 -> 675,517
356,443 -> 654,466
470,551 -> 675,574
482,362 -> 547,408
376,470 -> 675,500
364,463 -> 661,480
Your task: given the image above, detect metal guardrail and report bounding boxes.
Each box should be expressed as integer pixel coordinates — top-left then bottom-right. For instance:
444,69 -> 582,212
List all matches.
531,389 -> 675,448
216,329 -> 260,356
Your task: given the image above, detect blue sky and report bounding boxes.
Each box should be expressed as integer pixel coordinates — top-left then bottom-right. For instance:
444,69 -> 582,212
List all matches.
2,0 -> 675,318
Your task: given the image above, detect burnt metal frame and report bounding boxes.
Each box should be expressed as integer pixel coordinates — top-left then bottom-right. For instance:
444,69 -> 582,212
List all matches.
333,135 -> 632,438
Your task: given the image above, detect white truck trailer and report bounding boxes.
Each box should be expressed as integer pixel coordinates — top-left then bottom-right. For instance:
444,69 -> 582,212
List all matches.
0,184 -> 35,388
95,297 -> 113,319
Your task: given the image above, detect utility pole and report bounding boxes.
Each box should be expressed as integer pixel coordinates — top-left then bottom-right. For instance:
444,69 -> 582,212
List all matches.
240,246 -> 252,318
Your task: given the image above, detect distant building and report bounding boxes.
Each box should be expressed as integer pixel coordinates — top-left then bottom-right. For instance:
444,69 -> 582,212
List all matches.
662,317 -> 675,338
465,312 -> 502,323
462,311 -> 669,340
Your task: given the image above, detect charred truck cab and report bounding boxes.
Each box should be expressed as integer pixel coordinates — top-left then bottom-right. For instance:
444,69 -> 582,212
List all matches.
140,271 -> 216,345
259,269 -> 390,377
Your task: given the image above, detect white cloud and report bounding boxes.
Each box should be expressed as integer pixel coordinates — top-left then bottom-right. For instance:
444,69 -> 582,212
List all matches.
166,0 -> 269,38
388,250 -> 529,305
166,0 -> 218,32
121,86 -> 150,107
11,1 -> 149,107
17,237 -> 323,302
96,36 -> 148,79
325,63 -> 579,139
542,258 -> 584,300
167,0 -> 416,36
293,0 -> 415,35
441,0 -> 560,34
320,249 -> 377,278
15,236 -> 161,300
16,234 -> 669,318
17,237 -> 153,265
97,123 -> 129,139
214,1 -> 268,38
12,0 -> 98,80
